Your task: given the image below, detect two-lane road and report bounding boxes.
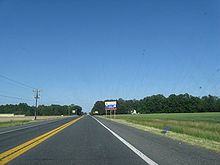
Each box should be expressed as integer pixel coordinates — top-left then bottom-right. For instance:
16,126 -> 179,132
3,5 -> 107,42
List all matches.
0,115 -> 220,165
0,117 -> 79,155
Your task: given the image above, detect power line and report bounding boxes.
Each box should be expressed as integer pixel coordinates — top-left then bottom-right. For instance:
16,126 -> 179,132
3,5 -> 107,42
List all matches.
0,94 -> 33,102
0,74 -> 36,89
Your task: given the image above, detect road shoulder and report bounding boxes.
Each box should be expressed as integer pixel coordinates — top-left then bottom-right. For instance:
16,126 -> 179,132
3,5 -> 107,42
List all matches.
95,116 -> 220,165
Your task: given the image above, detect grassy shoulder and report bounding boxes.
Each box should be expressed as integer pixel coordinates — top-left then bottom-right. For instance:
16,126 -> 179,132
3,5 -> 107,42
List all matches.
0,120 -> 35,128
0,116 -> 75,128
99,112 -> 220,153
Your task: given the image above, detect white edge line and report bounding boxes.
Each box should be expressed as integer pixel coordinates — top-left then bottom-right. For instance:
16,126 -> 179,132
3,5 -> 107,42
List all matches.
0,117 -> 72,135
92,116 -> 158,165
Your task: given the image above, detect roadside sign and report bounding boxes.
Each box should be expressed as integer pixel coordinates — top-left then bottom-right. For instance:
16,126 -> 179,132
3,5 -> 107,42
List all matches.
105,101 -> 117,110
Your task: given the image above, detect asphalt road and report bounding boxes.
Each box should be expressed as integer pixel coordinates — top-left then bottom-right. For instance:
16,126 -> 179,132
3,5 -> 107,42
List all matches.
0,115 -> 220,165
0,117 -> 78,154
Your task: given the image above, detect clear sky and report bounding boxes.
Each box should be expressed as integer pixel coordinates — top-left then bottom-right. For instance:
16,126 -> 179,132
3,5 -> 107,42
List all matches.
0,0 -> 219,112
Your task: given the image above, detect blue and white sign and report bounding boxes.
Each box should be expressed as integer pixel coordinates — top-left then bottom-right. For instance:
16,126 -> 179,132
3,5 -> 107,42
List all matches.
105,101 -> 117,110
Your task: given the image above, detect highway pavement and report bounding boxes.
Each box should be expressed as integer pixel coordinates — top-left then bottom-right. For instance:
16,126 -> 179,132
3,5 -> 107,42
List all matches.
0,117 -> 78,154
0,115 -> 220,165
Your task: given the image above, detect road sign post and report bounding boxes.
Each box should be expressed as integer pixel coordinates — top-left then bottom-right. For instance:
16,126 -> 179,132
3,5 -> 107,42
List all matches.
105,101 -> 117,118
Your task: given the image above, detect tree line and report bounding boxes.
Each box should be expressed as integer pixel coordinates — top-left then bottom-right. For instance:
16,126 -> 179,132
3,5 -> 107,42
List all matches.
0,103 -> 82,116
91,93 -> 220,115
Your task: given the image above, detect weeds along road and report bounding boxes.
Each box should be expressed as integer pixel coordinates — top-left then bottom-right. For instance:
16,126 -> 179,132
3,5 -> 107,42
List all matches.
0,115 -> 219,165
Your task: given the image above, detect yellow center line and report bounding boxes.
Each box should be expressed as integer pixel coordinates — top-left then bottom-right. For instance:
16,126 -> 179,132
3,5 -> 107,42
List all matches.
0,116 -> 84,165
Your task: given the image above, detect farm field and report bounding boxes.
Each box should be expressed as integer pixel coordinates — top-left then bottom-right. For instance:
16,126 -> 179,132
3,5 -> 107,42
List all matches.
117,112 -> 220,123
112,112 -> 220,122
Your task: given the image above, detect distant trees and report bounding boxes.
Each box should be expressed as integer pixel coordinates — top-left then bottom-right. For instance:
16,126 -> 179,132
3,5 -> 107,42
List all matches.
0,103 -> 34,116
90,94 -> 220,114
71,105 -> 82,115
0,103 -> 82,116
91,101 -> 105,115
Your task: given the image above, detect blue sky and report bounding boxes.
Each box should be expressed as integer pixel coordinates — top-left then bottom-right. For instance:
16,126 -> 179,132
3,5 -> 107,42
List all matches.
0,0 -> 219,112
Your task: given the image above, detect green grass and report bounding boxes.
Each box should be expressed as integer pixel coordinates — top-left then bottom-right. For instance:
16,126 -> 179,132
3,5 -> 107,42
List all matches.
101,112 -> 220,153
105,112 -> 220,142
113,112 -> 220,123
0,120 -> 33,128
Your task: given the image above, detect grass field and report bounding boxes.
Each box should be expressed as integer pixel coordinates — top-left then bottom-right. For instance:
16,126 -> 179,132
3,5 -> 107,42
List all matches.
112,112 -> 220,122
0,116 -> 71,128
0,120 -> 33,128
102,112 -> 220,153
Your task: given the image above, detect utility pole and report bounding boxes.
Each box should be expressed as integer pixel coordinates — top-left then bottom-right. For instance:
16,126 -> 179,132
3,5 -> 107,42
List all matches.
33,89 -> 40,120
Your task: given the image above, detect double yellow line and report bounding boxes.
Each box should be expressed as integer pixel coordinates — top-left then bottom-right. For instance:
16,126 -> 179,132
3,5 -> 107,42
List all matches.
0,116 -> 83,165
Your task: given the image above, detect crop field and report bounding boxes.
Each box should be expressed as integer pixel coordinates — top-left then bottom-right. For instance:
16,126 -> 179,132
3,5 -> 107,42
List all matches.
106,112 -> 220,142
